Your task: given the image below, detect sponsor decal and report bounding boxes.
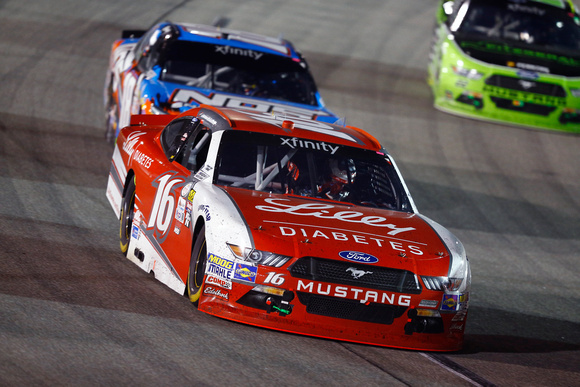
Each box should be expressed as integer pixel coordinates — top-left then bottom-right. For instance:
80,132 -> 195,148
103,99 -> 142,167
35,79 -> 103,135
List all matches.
199,205 -> 211,221
188,188 -> 196,202
340,251 -> 379,264
194,169 -> 210,180
170,89 -> 335,122
206,275 -> 232,290
441,294 -> 459,311
257,198 -> 416,235
276,225 -> 424,255
455,79 -> 469,89
122,131 -> 146,158
215,45 -> 263,60
346,267 -> 373,279
184,206 -> 191,228
460,40 -> 580,68
452,309 -> 467,322
199,112 -> 217,126
297,280 -> 411,306
132,149 -> 153,169
507,3 -> 545,16
245,111 -> 359,144
203,286 -> 229,300
280,137 -> 339,154
175,197 -> 186,223
206,254 -> 234,279
181,183 -> 193,197
515,65 -> 545,76
233,263 -> 258,283
419,299 -> 439,308
449,322 -> 464,332
131,224 -> 140,240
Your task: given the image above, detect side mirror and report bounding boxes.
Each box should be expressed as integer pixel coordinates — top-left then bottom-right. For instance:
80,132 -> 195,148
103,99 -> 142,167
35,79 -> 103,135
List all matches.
439,1 -> 454,25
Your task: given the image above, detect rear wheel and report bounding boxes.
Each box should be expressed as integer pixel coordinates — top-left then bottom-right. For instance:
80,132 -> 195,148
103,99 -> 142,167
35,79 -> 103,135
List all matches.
119,177 -> 135,255
187,225 -> 207,306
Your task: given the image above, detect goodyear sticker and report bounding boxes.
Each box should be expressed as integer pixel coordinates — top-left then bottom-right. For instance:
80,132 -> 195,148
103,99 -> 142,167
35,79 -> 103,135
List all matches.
441,294 -> 459,311
233,263 -> 258,283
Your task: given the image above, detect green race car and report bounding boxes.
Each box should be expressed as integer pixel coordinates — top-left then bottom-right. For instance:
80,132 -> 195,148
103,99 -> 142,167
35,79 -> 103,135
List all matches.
428,0 -> 580,133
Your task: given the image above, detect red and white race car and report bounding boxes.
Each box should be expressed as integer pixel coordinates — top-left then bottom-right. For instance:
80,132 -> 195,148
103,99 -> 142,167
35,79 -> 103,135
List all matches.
106,105 -> 470,351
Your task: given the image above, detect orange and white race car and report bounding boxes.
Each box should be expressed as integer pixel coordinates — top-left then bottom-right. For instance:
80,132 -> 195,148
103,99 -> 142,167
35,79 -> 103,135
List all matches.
106,105 -> 470,351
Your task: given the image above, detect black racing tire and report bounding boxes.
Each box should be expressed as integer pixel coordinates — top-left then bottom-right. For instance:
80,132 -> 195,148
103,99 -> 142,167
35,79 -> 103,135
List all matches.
187,224 -> 207,306
119,176 -> 136,256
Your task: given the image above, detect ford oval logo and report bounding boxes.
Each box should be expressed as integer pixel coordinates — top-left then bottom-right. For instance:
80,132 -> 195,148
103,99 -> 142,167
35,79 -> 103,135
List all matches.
339,251 -> 379,264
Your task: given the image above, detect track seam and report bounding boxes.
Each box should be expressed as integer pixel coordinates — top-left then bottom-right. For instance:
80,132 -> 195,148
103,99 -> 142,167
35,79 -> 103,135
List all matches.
422,353 -> 497,387
340,344 -> 412,386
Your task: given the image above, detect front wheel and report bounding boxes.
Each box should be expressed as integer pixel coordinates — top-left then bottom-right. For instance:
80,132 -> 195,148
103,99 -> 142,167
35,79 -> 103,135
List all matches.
187,225 -> 207,306
119,177 -> 136,255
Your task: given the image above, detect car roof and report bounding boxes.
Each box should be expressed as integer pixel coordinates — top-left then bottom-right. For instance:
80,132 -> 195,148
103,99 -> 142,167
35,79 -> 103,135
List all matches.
192,106 -> 383,151
171,22 -> 299,59
130,106 -> 384,152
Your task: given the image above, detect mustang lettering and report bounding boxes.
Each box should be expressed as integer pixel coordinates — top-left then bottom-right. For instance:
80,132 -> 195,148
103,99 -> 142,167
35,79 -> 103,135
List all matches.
297,280 -> 412,306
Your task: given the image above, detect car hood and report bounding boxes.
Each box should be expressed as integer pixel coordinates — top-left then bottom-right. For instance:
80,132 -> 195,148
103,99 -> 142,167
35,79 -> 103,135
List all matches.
455,34 -> 580,77
223,187 -> 453,276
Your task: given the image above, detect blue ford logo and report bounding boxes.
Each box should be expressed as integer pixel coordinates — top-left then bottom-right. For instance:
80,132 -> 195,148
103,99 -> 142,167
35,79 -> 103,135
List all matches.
516,70 -> 539,80
339,251 -> 378,264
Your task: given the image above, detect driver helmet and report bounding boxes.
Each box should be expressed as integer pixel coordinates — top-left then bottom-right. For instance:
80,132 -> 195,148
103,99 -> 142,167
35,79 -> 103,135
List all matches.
330,158 -> 356,184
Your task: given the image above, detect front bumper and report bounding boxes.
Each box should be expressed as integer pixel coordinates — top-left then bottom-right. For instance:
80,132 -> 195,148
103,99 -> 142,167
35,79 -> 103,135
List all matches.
199,279 -> 468,352
432,71 -> 580,133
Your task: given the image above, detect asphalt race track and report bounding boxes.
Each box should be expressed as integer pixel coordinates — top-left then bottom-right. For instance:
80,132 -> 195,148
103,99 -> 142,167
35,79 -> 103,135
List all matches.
1,1 -> 579,386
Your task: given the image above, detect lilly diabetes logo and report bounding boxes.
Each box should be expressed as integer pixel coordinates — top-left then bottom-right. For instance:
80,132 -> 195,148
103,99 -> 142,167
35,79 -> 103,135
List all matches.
339,251 -> 379,264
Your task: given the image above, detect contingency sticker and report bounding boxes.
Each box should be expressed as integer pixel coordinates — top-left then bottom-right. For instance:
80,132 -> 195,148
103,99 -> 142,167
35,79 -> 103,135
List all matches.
233,263 -> 258,283
206,254 -> 234,279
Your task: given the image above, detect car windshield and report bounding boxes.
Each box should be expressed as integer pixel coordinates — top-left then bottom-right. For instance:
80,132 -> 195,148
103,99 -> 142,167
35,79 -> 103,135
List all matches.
215,131 -> 410,211
454,0 -> 580,53
160,41 -> 319,106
